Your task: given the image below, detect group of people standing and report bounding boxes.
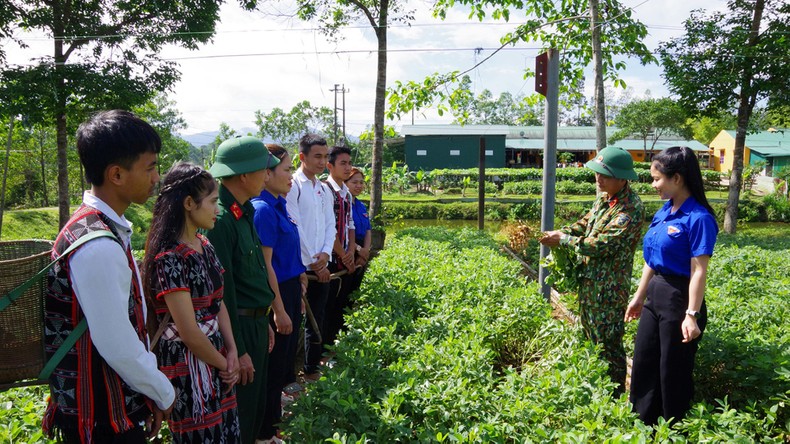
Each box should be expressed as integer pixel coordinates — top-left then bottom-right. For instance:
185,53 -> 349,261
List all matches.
541,145 -> 718,426
39,109 -> 717,444
42,110 -> 370,444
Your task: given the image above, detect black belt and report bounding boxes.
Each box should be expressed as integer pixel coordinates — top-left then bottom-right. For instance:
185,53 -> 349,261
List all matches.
237,306 -> 271,318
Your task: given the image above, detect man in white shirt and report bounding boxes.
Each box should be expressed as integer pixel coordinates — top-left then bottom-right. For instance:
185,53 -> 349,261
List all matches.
324,145 -> 357,347
285,134 -> 335,380
43,110 -> 175,443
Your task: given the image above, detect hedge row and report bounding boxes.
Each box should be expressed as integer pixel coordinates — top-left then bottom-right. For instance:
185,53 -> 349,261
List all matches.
383,196 -> 790,224
430,167 -> 723,190
502,181 -> 657,196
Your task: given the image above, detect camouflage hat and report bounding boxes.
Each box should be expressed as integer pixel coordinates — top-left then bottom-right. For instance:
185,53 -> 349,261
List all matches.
208,136 -> 280,178
585,146 -> 638,181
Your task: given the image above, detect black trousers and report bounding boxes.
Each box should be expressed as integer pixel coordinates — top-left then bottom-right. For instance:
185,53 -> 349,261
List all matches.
630,274 -> 707,425
260,277 -> 303,439
303,277 -> 330,374
325,272 -> 354,348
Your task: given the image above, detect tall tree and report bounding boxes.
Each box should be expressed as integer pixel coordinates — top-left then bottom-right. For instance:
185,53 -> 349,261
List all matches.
609,97 -> 692,157
452,88 -> 543,126
389,1 -> 655,146
1,0 -> 258,227
292,0 -> 414,238
254,101 -> 334,151
133,95 -> 192,174
660,0 -> 790,233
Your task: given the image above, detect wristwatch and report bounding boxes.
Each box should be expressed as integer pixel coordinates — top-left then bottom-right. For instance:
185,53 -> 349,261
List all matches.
685,309 -> 701,318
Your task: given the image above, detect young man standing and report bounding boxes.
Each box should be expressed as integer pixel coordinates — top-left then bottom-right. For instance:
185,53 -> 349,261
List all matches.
207,136 -> 280,444
285,134 -> 335,381
323,145 -> 356,347
43,110 -> 175,443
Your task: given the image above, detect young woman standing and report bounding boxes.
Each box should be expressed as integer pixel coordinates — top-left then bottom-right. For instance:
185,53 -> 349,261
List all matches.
625,146 -> 718,425
346,167 -> 372,295
252,145 -> 307,444
143,162 -> 240,443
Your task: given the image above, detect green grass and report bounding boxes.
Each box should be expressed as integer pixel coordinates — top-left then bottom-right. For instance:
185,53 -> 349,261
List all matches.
0,207 -> 62,241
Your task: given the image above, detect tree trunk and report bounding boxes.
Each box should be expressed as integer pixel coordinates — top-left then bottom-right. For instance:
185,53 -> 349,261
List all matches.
54,9 -> 71,228
0,117 -> 14,239
723,0 -> 764,234
369,2 -> 387,250
590,0 -> 606,151
40,129 -> 49,207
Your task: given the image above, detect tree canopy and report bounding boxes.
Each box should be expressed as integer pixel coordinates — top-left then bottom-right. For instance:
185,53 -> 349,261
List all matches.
1,0 -> 259,226
608,97 -> 692,153
388,1 -> 656,126
254,101 -> 334,151
660,0 -> 790,233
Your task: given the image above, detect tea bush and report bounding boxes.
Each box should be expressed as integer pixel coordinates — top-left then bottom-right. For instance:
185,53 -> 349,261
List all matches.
283,227 -> 789,441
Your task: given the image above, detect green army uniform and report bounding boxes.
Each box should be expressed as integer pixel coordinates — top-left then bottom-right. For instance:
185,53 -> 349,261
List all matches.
207,137 -> 279,444
559,147 -> 645,395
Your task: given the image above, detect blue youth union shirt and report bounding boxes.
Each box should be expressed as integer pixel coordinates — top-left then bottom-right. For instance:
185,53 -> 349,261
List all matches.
351,197 -> 371,245
642,196 -> 718,278
252,191 -> 306,282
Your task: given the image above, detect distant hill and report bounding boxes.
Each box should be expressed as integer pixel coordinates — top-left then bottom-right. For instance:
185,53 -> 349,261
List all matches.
180,130 -> 359,148
179,128 -> 259,148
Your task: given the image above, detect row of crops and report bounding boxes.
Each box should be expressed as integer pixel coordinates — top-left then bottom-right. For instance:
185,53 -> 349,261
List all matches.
283,227 -> 789,442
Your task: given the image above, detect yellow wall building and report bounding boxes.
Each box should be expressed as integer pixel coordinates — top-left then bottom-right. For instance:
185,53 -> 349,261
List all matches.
709,129 -> 790,175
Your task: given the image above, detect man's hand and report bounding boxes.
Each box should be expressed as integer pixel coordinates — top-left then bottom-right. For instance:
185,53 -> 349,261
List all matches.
341,249 -> 356,272
315,266 -> 331,283
268,324 -> 276,353
238,353 -> 255,385
309,252 -> 330,271
146,400 -> 174,439
358,247 -> 370,262
539,230 -> 565,247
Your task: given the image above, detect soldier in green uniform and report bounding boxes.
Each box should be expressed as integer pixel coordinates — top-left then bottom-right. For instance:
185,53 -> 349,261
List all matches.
541,146 -> 645,396
207,136 -> 280,444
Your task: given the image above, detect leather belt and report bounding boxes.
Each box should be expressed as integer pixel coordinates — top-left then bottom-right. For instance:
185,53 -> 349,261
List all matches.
237,306 -> 272,318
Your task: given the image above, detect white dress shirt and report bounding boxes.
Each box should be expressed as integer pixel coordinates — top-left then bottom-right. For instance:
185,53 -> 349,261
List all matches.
325,175 -> 355,248
68,191 -> 175,410
286,169 -> 336,267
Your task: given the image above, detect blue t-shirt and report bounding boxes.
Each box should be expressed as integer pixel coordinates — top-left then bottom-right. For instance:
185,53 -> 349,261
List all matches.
251,190 -> 306,282
642,196 -> 718,278
351,197 -> 371,245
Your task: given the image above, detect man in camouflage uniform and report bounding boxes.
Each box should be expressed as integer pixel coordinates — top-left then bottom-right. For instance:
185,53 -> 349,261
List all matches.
541,146 -> 645,396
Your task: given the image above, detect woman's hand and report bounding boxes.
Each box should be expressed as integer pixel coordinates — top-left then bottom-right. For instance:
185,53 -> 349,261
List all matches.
268,324 -> 276,353
220,351 -> 240,393
273,309 -> 293,335
681,315 -> 701,343
624,297 -> 644,322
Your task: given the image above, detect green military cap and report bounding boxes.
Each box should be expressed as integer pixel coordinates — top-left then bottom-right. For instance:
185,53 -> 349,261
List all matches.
585,146 -> 638,180
208,136 -> 280,178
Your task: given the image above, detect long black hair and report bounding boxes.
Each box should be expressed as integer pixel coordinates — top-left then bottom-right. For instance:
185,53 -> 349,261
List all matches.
652,146 -> 716,217
142,162 -> 217,303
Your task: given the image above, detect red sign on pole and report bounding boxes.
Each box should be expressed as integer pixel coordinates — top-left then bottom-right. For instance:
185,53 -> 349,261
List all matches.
535,52 -> 548,96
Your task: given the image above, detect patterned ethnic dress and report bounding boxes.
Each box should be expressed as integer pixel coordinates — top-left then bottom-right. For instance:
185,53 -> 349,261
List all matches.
151,234 -> 240,443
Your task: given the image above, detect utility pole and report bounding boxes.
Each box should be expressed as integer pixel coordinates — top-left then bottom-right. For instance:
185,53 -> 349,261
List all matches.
330,84 -> 349,146
536,49 -> 560,302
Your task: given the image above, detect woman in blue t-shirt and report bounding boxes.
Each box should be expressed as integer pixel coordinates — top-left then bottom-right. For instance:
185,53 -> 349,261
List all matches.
345,167 -> 372,295
625,146 -> 718,425
251,145 -> 307,443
